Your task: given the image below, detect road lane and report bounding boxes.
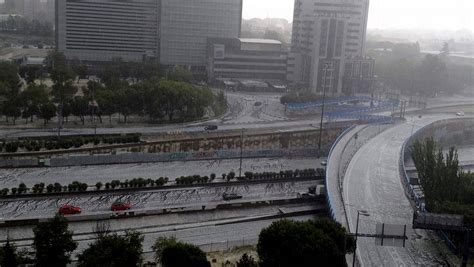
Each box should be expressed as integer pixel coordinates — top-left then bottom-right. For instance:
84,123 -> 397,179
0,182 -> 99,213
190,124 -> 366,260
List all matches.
343,115 -> 455,266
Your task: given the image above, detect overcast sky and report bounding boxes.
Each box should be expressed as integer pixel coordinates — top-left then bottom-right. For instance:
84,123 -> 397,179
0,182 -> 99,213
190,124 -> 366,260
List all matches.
243,0 -> 474,31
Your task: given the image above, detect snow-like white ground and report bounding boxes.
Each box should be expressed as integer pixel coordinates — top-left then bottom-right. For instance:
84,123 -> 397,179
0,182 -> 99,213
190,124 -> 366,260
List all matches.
0,157 -> 323,188
222,92 -> 288,125
0,180 -> 319,219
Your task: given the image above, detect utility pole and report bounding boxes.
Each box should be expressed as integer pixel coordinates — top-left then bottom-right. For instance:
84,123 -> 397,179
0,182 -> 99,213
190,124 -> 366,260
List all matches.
239,129 -> 244,178
318,63 -> 330,150
353,210 -> 370,267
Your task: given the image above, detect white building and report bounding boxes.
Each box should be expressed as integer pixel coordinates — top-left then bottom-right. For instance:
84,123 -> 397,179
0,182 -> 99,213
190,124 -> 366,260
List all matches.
287,0 -> 371,95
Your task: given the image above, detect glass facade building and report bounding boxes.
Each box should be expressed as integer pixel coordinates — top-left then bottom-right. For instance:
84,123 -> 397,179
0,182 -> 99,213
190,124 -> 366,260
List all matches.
56,0 -> 242,69
160,0 -> 242,69
56,0 -> 160,63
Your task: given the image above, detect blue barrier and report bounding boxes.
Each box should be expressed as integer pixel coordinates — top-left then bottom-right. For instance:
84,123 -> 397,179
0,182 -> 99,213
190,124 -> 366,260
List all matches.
325,125 -> 356,225
287,96 -> 374,110
288,97 -> 399,124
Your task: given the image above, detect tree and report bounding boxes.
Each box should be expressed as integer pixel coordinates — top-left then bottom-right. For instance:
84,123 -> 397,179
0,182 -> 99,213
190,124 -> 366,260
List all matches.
410,138 -> 463,207
20,84 -> 49,123
418,54 -> 448,97
257,219 -> 354,267
0,240 -> 18,267
236,253 -> 258,267
77,231 -> 143,267
152,236 -> 178,264
161,242 -> 210,267
48,51 -> 77,128
33,214 -> 77,267
71,96 -> 89,125
39,102 -> 57,125
167,66 -> 193,83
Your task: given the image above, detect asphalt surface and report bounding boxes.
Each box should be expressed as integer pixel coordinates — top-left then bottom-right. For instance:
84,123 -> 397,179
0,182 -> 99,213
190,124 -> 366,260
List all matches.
343,115 -> 456,266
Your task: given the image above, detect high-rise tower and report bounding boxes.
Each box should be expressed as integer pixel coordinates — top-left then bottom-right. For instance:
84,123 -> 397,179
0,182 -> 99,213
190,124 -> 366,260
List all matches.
287,0 -> 373,95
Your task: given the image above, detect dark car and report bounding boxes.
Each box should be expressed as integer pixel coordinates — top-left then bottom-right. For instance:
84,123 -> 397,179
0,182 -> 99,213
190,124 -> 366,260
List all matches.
111,202 -> 132,211
204,125 -> 218,131
223,193 -> 243,201
58,205 -> 81,215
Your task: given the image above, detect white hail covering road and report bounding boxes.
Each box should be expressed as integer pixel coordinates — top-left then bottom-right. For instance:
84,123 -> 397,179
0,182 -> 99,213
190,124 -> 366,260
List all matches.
343,115 -> 455,266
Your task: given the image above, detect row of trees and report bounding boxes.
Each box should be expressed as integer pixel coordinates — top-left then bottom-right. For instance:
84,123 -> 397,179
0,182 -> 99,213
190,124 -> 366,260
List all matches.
0,15 -> 54,37
410,138 -> 474,249
0,52 -> 226,126
0,216 -> 354,267
0,134 -> 140,153
368,42 -> 472,97
0,168 -> 322,197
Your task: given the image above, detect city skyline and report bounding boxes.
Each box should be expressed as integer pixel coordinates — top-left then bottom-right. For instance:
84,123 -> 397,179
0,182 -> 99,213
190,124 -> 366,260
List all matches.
243,0 -> 474,31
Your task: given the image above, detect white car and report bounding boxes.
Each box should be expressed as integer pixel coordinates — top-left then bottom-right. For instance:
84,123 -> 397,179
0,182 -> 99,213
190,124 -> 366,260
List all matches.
456,111 -> 465,117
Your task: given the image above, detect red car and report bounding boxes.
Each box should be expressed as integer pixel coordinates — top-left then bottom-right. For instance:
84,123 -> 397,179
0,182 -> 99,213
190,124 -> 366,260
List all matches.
111,202 -> 132,211
58,205 -> 81,215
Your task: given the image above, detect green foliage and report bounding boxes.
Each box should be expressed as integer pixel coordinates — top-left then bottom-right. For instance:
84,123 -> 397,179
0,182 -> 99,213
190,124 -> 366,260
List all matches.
0,15 -> 53,37
161,242 -> 210,267
410,138 -> 465,206
167,66 -> 193,83
39,101 -> 57,125
410,138 -> 474,249
367,41 -> 470,96
77,231 -> 143,267
236,253 -> 258,267
33,215 -> 77,267
257,219 -> 354,267
152,236 -> 178,264
0,241 -> 18,267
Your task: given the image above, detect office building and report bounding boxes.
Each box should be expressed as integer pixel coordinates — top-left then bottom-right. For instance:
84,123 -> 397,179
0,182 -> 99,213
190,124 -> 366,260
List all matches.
160,0 -> 242,72
207,38 -> 288,83
56,0 -> 242,73
56,0 -> 160,63
288,0 -> 374,95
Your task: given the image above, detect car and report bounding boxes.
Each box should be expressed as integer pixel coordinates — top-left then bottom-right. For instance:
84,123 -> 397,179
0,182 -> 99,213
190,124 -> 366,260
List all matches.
254,101 -> 262,106
58,205 -> 81,215
456,111 -> 465,117
111,202 -> 132,211
204,125 -> 218,131
320,160 -> 327,166
222,193 -> 243,201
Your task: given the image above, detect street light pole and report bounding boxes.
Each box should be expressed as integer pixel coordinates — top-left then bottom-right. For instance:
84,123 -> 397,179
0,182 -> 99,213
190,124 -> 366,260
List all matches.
318,63 -> 330,150
353,210 -> 370,267
239,129 -> 244,178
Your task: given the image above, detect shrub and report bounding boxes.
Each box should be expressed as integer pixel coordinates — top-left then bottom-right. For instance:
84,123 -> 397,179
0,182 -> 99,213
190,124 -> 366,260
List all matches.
46,184 -> 54,193
0,188 -> 9,196
96,182 -> 103,190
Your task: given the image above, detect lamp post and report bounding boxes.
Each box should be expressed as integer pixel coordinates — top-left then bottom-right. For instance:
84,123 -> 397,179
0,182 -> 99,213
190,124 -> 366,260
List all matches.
239,129 -> 244,178
318,63 -> 330,150
353,210 -> 370,267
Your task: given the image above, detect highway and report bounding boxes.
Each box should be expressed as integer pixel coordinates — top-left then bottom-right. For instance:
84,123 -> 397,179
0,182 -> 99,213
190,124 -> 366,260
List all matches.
343,115 -> 456,266
0,179 -> 319,220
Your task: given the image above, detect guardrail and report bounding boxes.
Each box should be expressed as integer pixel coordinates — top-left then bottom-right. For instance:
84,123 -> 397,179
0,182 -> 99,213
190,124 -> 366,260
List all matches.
325,125 -> 356,224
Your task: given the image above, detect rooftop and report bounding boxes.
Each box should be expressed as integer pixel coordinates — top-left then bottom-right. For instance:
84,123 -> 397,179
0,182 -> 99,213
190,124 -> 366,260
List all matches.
239,38 -> 282,45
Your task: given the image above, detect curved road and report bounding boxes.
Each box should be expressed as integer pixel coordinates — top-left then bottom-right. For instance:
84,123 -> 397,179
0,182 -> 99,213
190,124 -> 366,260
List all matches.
343,115 -> 455,266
